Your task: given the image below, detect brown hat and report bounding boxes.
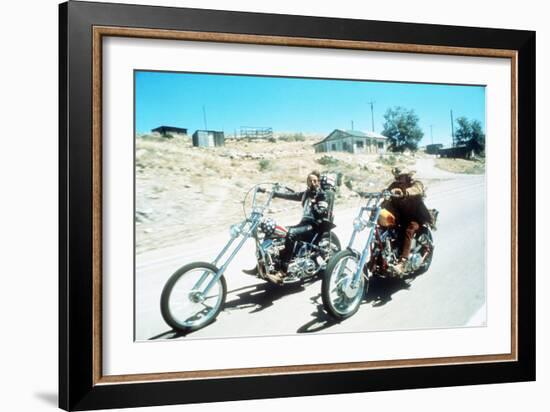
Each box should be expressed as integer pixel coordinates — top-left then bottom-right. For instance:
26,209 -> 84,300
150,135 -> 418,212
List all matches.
391,167 -> 416,178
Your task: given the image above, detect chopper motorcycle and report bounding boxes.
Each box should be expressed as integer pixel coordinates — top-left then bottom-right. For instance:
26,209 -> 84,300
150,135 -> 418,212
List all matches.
321,190 -> 438,320
160,182 -> 341,333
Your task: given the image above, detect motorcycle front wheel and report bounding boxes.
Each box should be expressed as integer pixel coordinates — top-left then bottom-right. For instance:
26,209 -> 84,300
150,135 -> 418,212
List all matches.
160,262 -> 227,333
322,249 -> 366,320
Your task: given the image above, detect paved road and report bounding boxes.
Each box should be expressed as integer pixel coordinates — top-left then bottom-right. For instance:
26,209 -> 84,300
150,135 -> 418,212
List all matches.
135,160 -> 486,341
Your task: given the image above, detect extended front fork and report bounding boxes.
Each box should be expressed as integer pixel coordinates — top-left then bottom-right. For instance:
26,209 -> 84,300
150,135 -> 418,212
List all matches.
348,196 -> 383,289
193,218 -> 260,296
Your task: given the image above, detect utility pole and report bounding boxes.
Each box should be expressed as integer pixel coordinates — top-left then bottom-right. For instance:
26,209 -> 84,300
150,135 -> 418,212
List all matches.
202,105 -> 208,130
450,110 -> 455,147
351,120 -> 354,130
367,101 -> 375,132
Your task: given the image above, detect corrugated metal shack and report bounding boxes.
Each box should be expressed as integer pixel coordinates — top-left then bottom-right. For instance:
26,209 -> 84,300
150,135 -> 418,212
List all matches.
192,130 -> 225,147
151,126 -> 188,137
313,129 -> 387,154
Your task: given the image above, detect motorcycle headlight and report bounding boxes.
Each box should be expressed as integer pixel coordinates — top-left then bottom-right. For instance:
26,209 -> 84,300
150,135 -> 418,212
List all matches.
353,217 -> 367,231
229,224 -> 241,238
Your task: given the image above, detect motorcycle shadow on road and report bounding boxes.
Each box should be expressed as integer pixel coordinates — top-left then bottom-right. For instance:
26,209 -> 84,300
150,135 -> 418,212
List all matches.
296,275 -> 417,334
223,279 -> 311,314
364,275 -> 414,307
296,294 -> 343,334
150,279 -> 315,340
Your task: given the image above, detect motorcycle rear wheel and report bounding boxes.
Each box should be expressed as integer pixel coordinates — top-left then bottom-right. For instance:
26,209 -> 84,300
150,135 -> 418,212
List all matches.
319,232 -> 341,261
322,249 -> 366,319
160,262 -> 227,333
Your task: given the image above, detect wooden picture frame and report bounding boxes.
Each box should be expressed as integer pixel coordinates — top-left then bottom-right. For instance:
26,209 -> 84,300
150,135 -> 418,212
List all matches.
59,1 -> 535,410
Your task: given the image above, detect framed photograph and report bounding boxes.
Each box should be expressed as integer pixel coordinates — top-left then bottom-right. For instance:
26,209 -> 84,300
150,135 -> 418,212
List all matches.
59,1 -> 535,410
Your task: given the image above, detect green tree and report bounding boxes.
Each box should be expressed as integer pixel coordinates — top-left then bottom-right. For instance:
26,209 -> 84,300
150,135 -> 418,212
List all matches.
455,116 -> 485,154
381,107 -> 424,152
454,117 -> 471,146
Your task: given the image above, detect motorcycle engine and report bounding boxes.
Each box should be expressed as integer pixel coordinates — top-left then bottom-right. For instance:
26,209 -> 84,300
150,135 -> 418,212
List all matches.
258,238 -> 285,272
375,227 -> 433,274
287,255 -> 317,278
261,238 -> 285,255
408,251 -> 423,271
381,229 -> 399,265
408,232 -> 433,271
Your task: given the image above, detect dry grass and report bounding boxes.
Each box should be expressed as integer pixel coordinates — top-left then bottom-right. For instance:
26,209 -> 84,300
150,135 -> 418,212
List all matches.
135,134 -> 417,253
435,157 -> 485,174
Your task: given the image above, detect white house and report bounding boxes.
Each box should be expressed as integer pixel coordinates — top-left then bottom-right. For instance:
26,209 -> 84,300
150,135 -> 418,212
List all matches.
313,129 -> 388,154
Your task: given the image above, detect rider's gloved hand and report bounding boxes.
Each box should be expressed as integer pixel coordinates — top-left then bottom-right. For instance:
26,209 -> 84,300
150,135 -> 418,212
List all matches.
257,187 -> 267,193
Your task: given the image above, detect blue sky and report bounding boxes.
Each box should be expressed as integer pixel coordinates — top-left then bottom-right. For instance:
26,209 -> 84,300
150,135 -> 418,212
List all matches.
135,70 -> 485,147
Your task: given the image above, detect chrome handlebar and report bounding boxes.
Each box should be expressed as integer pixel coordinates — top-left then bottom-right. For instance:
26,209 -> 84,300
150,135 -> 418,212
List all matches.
357,189 -> 404,200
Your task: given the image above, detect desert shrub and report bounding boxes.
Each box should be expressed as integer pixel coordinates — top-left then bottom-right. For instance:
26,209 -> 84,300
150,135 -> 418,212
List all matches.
379,154 -> 397,166
278,133 -> 305,142
259,159 -> 272,171
316,155 -> 340,167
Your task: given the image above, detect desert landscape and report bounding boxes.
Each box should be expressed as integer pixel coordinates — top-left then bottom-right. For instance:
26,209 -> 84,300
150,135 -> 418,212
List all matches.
134,132 -> 484,254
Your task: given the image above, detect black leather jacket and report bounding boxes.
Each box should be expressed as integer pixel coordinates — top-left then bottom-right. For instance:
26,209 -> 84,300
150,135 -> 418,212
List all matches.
273,188 -> 334,225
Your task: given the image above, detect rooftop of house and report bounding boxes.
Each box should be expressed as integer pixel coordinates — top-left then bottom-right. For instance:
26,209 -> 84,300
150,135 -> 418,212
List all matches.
313,128 -> 387,145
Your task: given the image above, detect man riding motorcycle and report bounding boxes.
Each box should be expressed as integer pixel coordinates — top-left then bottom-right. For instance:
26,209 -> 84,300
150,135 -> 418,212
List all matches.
243,170 -> 335,283
383,167 -> 433,276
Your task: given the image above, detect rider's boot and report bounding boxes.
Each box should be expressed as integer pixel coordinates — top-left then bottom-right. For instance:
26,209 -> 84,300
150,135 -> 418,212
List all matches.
429,209 -> 439,231
391,258 -> 408,277
265,271 -> 284,284
265,259 -> 289,284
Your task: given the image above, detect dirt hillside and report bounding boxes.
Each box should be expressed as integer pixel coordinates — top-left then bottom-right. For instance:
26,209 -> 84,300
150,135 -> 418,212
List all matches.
135,134 -> 418,253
